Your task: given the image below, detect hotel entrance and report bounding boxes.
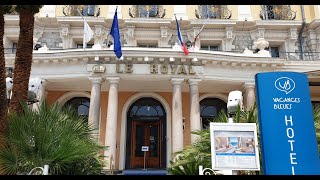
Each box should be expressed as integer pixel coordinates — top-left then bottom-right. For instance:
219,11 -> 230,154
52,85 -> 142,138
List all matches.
125,98 -> 167,169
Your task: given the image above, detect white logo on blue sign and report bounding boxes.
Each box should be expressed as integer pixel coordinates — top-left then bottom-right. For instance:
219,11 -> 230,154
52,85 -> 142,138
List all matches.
275,77 -> 295,94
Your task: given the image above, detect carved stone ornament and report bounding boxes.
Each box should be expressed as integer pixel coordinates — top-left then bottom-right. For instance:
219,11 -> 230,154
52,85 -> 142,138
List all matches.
92,64 -> 106,73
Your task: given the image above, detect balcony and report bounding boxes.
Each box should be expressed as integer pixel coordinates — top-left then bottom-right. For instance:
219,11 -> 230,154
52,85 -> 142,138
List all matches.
259,5 -> 296,20
129,5 -> 166,18
195,5 -> 231,19
62,5 -> 100,17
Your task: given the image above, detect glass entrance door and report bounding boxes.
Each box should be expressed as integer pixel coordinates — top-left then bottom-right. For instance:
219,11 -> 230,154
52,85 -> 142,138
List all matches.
130,120 -> 161,169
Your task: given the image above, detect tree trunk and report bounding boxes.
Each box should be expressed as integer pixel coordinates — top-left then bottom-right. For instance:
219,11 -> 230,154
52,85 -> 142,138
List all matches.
0,13 -> 8,140
9,10 -> 34,114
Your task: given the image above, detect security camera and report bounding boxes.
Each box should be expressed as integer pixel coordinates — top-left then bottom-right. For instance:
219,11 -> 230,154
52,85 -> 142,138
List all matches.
227,90 -> 244,116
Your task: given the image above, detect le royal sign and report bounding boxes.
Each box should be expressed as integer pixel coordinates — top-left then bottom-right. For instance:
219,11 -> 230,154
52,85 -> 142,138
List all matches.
255,72 -> 320,175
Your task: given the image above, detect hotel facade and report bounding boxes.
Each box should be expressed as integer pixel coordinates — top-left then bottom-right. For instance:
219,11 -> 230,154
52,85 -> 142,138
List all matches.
4,5 -> 320,170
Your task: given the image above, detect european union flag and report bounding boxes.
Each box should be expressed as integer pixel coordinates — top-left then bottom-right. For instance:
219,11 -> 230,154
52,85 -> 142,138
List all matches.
110,8 -> 122,59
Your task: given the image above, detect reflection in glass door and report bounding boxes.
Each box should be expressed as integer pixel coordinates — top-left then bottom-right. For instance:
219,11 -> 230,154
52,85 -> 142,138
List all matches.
131,121 -> 161,169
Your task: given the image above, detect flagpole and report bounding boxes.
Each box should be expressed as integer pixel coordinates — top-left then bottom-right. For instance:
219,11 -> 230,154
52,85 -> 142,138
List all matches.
77,9 -> 86,50
192,17 -> 210,47
106,6 -> 117,49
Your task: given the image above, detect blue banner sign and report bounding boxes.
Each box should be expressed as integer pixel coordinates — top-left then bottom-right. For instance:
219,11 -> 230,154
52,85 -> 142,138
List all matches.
255,72 -> 320,175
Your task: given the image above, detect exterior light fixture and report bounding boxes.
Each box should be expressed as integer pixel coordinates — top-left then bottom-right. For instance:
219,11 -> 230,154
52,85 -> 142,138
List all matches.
144,56 -> 149,62
94,56 -> 99,61
192,57 -> 198,62
170,57 -> 175,62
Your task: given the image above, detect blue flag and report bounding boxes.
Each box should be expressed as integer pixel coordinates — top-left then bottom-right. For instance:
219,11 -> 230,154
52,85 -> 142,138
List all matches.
110,8 -> 122,59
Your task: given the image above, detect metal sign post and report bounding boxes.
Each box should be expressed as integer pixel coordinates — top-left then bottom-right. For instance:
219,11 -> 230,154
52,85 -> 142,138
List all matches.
141,146 -> 149,170
143,151 -> 147,170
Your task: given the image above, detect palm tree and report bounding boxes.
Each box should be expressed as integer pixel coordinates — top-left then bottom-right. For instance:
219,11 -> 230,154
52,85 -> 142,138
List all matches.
9,5 -> 42,114
313,106 -> 320,151
0,101 -> 105,175
0,5 -> 13,144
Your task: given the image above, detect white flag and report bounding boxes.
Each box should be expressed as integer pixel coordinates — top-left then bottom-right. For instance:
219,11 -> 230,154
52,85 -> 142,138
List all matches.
83,20 -> 94,49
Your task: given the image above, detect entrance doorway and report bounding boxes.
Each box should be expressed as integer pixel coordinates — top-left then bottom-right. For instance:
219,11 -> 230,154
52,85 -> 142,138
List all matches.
131,120 -> 161,168
125,98 -> 166,169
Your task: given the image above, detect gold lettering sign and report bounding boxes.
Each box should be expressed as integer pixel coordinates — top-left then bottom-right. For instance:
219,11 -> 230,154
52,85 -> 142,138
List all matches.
92,64 -> 106,73
125,64 -> 133,73
111,64 -> 199,75
177,65 -> 187,75
150,64 -> 158,74
160,64 -> 168,74
189,65 -> 195,75
116,64 -> 123,73
170,65 -> 177,74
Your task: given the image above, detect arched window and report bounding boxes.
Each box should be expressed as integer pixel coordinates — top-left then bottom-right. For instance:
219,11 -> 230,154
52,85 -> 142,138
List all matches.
200,98 -> 227,129
64,97 -> 90,122
128,97 -> 165,121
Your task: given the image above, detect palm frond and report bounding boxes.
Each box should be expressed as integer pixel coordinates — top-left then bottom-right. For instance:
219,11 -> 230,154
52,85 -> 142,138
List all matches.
0,100 -> 105,175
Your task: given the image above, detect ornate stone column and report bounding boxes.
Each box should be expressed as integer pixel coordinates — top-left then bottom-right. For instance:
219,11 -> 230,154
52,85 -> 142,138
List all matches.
60,24 -> 71,49
224,27 -> 233,51
286,28 -> 298,53
88,75 -> 104,139
33,25 -> 44,48
104,77 -> 120,168
188,79 -> 201,144
243,82 -> 256,111
171,78 -> 184,154
92,25 -> 106,50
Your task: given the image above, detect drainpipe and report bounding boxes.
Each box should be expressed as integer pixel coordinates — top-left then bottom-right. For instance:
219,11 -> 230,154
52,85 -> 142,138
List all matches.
298,5 -> 306,60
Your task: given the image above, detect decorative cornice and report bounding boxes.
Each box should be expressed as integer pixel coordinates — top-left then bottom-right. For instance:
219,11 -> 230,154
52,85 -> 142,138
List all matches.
4,48 -> 289,70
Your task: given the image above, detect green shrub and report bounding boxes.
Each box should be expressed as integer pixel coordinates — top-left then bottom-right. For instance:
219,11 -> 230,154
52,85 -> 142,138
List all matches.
0,101 -> 105,175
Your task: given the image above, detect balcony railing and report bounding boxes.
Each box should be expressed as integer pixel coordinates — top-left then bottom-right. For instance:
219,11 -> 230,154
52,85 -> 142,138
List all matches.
279,52 -> 320,61
259,5 -> 296,20
195,5 -> 231,19
129,5 -> 166,18
63,5 -> 100,17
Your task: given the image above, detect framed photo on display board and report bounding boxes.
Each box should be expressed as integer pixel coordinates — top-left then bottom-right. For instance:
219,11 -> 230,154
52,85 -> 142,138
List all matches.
210,123 -> 260,171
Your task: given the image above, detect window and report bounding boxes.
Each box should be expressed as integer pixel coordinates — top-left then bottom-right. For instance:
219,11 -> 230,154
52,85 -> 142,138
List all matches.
64,97 -> 90,122
63,5 -> 100,17
12,43 -> 17,53
269,47 -> 280,57
128,98 -> 165,121
77,44 -> 93,49
82,5 -> 96,16
129,5 -> 165,18
138,44 -> 157,48
138,5 -> 158,18
200,45 -> 219,51
260,5 -> 296,20
196,5 -> 231,19
200,98 -> 227,129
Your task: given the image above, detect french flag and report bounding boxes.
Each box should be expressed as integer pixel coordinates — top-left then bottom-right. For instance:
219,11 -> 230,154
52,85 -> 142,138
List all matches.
175,15 -> 189,55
